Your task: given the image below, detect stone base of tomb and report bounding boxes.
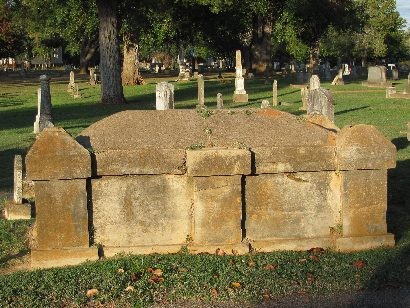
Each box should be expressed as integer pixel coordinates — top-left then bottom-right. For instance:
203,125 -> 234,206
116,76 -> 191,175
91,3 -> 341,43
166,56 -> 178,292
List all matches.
233,93 -> 248,103
31,247 -> 98,268
101,243 -> 249,258
249,237 -> 333,252
4,201 -> 31,220
335,234 -> 395,252
362,81 -> 392,88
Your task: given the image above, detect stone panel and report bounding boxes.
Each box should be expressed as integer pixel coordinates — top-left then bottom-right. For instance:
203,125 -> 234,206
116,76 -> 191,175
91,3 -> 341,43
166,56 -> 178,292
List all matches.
95,149 -> 186,175
341,170 -> 388,237
253,146 -> 336,174
34,179 -> 89,249
246,172 -> 340,241
336,125 -> 396,170
193,176 -> 242,245
186,149 -> 251,176
26,127 -> 91,180
92,175 -> 193,247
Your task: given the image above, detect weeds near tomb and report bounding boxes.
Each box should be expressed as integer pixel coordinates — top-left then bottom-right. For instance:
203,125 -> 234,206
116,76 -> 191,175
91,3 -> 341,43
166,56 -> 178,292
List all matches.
186,143 -> 205,150
197,107 -> 213,118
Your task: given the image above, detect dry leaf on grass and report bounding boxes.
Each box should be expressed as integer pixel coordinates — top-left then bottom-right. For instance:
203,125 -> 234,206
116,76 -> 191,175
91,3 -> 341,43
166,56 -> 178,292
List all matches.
310,255 -> 319,262
264,264 -> 278,271
210,288 -> 218,297
231,282 -> 241,289
306,272 -> 315,283
117,268 -> 125,273
130,272 -> 143,282
86,289 -> 99,297
125,285 -> 135,292
353,260 -> 366,268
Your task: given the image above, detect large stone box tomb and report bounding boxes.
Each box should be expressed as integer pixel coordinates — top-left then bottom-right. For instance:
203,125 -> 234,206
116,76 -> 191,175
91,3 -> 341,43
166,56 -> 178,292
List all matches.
25,109 -> 396,268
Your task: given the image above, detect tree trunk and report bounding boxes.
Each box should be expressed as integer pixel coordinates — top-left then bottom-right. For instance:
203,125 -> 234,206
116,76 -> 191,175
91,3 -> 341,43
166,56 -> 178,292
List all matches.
250,15 -> 272,76
309,41 -> 320,73
121,38 -> 140,85
79,38 -> 98,74
96,0 -> 125,104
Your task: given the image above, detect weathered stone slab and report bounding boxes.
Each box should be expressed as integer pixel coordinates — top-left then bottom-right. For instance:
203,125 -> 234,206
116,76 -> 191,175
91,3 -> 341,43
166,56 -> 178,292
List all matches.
95,149 -> 186,175
186,148 -> 251,176
92,175 -> 193,247
33,179 -> 89,249
335,234 -> 395,252
4,201 -> 31,220
233,93 -> 248,103
341,170 -> 388,237
193,176 -> 242,245
31,248 -> 98,268
246,172 -> 340,241
26,127 -> 91,180
336,125 -> 396,170
253,146 -> 336,174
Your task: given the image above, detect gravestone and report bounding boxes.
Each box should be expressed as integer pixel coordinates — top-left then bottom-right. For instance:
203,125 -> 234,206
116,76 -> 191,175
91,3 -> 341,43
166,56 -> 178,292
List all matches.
156,82 -> 174,110
405,73 -> 410,94
300,87 -> 309,111
89,68 -> 96,85
272,80 -> 278,106
364,66 -> 390,87
392,68 -> 399,80
4,155 -> 31,220
233,50 -> 248,103
217,93 -> 223,109
33,75 -> 54,133
67,70 -> 75,92
331,68 -> 344,85
197,75 -> 205,108
310,75 -> 321,90
407,122 -> 410,141
261,100 -> 270,109
307,86 -> 334,122
13,155 -> 23,204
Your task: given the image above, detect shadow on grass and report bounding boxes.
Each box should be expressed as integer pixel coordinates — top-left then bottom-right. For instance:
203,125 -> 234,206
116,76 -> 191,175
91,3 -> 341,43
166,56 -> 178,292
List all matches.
335,106 -> 370,116
391,137 -> 409,151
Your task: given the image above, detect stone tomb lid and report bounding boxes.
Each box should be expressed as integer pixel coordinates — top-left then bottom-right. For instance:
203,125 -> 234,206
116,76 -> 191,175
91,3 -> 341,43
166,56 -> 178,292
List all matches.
77,109 -> 336,151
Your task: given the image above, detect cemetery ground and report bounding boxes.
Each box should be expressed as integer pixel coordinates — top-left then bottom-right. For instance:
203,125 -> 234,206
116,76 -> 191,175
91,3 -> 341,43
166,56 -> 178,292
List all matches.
0,71 -> 409,306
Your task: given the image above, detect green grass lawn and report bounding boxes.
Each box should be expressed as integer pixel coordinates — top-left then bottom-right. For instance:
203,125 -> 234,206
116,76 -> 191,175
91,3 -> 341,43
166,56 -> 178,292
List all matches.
0,71 -> 409,306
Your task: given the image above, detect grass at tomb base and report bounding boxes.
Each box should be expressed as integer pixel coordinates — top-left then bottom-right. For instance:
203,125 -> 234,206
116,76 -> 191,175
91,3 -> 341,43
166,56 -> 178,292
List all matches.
0,70 -> 409,306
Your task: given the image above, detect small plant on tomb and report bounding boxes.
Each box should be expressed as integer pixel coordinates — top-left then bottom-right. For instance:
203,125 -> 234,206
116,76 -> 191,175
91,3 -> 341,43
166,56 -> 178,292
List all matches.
244,109 -> 253,116
197,107 -> 213,118
186,143 -> 205,150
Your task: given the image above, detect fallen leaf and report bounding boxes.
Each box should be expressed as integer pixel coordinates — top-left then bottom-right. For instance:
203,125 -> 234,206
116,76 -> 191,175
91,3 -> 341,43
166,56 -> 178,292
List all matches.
231,282 -> 241,289
308,247 -> 325,254
86,288 -> 99,297
262,291 -> 272,301
247,260 -> 256,267
117,268 -> 125,274
130,272 -> 143,282
148,275 -> 165,284
125,285 -> 134,292
264,264 -> 278,271
152,268 -> 163,277
229,259 -> 236,265
299,258 -> 307,263
310,255 -> 319,262
306,272 -> 315,283
210,288 -> 218,297
353,260 -> 366,269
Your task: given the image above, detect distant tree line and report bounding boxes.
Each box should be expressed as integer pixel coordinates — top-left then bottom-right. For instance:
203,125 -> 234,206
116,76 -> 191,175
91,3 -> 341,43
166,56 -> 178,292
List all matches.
1,0 -> 409,104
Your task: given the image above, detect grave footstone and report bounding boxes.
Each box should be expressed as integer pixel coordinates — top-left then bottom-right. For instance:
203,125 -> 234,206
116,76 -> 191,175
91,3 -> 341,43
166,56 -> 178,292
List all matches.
67,70 -> 75,92
272,80 -> 278,106
156,82 -> 174,110
89,68 -> 96,85
33,75 -> 54,133
233,50 -> 248,103
392,68 -> 399,80
217,93 -> 223,109
197,75 -> 205,108
300,87 -> 309,111
331,68 -> 344,85
261,100 -> 270,109
307,86 -> 334,122
4,155 -> 31,220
